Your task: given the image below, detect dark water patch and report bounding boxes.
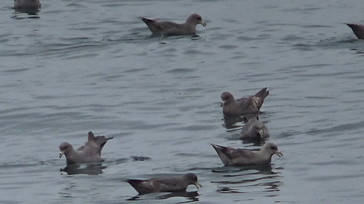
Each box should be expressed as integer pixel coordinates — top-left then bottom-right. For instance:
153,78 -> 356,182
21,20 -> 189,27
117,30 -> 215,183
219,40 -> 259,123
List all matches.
105,158 -> 129,166
127,122 -> 170,131
306,172 -> 364,182
228,52 -> 245,59
177,104 -> 205,112
0,110 -> 46,120
180,87 -> 205,93
236,36 -> 267,41
101,2 -> 130,8
351,49 -> 364,55
226,131 -> 243,139
39,42 -> 104,58
281,34 -> 306,41
207,26 -> 224,32
335,38 -> 363,44
183,48 -> 213,56
346,88 -> 364,93
277,129 -> 301,137
63,52 -> 100,59
130,156 -> 152,162
301,24 -> 333,28
265,23 -> 296,27
121,67 -> 148,73
309,158 -> 358,166
217,186 -> 244,193
0,162 -> 44,169
175,152 -> 212,158
165,68 -> 195,74
261,28 -> 279,33
66,1 -> 87,8
99,73 -> 125,82
87,104 -> 125,113
154,47 -> 178,54
257,33 -> 271,39
0,49 -> 40,57
306,120 -> 364,136
221,18 -> 239,23
170,125 -> 219,132
286,63 -> 331,70
315,36 -> 364,51
305,95 -> 336,100
209,33 -> 236,41
291,43 -> 314,51
1,68 -> 30,73
218,45 -> 239,50
282,7 -> 322,13
0,200 -> 20,204
194,108 -> 218,115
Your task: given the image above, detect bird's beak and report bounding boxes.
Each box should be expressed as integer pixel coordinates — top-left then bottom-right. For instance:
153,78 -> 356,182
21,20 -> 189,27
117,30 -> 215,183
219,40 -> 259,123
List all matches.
59,151 -> 64,158
257,129 -> 264,137
194,182 -> 202,189
200,20 -> 207,27
275,151 -> 283,157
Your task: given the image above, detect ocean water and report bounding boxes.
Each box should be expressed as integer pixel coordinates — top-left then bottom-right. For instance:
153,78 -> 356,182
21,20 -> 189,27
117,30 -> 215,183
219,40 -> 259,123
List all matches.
1,0 -> 364,203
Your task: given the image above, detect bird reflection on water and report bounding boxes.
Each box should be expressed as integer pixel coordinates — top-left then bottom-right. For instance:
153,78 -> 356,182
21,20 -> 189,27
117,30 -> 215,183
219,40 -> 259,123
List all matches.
60,163 -> 107,175
127,191 -> 199,202
212,165 -> 283,195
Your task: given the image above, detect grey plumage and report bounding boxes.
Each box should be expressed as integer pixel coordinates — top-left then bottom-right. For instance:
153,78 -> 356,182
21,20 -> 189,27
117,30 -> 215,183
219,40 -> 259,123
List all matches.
221,88 -> 269,117
140,14 -> 206,37
240,117 -> 269,140
14,0 -> 41,10
126,173 -> 202,194
347,24 -> 364,39
77,132 -> 114,156
59,131 -> 112,165
211,142 -> 282,166
59,142 -> 101,165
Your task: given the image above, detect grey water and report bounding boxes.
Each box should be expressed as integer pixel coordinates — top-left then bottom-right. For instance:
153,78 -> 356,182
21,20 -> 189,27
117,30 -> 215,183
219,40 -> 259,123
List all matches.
1,0 -> 364,203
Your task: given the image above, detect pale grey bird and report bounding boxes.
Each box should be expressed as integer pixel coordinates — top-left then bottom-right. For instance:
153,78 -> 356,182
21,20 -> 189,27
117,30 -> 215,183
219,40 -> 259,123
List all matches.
59,142 -> 101,165
77,132 -> 114,157
126,173 -> 202,194
140,14 -> 206,37
240,117 -> 269,140
347,24 -> 364,39
211,142 -> 282,166
59,132 -> 112,165
221,88 -> 269,117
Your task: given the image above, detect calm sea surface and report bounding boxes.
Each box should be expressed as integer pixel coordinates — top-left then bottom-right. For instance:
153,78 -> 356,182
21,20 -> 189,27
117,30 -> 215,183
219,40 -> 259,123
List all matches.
1,0 -> 364,203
